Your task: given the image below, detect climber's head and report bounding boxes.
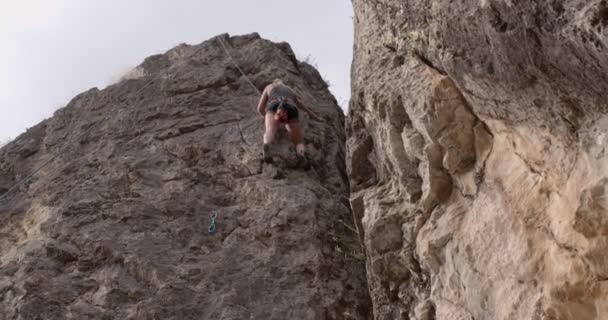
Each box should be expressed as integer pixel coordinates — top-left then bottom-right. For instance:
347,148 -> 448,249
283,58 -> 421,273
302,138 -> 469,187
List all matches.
272,78 -> 284,86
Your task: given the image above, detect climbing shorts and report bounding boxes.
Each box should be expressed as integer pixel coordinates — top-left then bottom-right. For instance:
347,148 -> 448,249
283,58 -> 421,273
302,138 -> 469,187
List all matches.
268,98 -> 299,123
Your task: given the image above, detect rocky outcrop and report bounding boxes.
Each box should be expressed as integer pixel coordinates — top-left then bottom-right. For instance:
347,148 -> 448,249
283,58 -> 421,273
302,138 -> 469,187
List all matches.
348,0 -> 608,319
0,33 -> 371,319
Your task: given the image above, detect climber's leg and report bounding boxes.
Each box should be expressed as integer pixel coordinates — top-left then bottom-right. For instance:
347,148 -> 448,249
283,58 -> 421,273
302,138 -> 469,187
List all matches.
286,122 -> 305,157
264,113 -> 280,144
263,113 -> 280,162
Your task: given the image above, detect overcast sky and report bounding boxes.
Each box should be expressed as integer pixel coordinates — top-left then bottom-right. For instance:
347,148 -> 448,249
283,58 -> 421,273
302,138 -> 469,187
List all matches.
0,0 -> 353,142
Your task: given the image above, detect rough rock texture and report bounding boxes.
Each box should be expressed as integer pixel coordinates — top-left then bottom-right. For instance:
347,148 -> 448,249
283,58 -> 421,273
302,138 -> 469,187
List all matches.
0,33 -> 371,319
348,1 -> 608,319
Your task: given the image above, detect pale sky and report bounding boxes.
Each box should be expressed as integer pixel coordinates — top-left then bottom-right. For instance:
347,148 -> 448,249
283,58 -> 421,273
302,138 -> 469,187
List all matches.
0,0 -> 353,142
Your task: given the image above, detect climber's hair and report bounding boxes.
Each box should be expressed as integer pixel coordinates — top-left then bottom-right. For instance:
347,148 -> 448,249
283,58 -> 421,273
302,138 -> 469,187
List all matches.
272,78 -> 284,86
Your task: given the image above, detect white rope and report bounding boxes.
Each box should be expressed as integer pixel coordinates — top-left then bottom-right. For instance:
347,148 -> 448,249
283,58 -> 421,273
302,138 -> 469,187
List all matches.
0,80 -> 154,204
217,37 -> 262,95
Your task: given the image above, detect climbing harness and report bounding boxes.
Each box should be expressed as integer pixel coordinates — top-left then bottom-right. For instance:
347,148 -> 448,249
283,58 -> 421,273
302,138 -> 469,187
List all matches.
208,212 -> 218,235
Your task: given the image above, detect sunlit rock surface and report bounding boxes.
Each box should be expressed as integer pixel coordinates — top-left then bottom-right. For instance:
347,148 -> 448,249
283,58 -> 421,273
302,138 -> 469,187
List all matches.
348,1 -> 608,319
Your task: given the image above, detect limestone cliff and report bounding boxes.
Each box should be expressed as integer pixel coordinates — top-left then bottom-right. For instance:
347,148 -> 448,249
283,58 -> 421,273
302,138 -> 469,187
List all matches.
0,33 -> 371,319
348,0 -> 608,319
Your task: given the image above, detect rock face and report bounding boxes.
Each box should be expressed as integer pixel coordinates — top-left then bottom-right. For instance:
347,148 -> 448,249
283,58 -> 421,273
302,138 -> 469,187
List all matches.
348,1 -> 608,319
0,33 -> 371,319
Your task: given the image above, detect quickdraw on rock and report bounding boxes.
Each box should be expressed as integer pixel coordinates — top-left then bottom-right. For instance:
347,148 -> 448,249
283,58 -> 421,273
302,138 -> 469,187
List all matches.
208,212 -> 218,235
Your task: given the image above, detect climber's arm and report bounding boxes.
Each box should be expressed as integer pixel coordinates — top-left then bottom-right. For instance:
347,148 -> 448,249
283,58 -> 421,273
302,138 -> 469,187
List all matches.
256,85 -> 271,117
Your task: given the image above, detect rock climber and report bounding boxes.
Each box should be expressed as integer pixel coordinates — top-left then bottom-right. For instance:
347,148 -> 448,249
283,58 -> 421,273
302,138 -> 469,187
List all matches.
256,79 -> 321,163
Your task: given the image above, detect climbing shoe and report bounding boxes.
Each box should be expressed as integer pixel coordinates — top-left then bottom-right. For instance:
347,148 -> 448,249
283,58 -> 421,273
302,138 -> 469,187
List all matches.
263,144 -> 273,163
296,152 -> 310,169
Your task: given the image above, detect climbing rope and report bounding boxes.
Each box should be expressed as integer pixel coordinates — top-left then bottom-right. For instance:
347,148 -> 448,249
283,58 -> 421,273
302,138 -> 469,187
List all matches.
208,212 -> 218,234
217,37 -> 262,95
0,95 -> 131,204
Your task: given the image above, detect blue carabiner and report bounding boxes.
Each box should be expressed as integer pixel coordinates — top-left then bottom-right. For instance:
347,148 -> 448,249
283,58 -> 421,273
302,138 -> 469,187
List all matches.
208,212 -> 218,234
